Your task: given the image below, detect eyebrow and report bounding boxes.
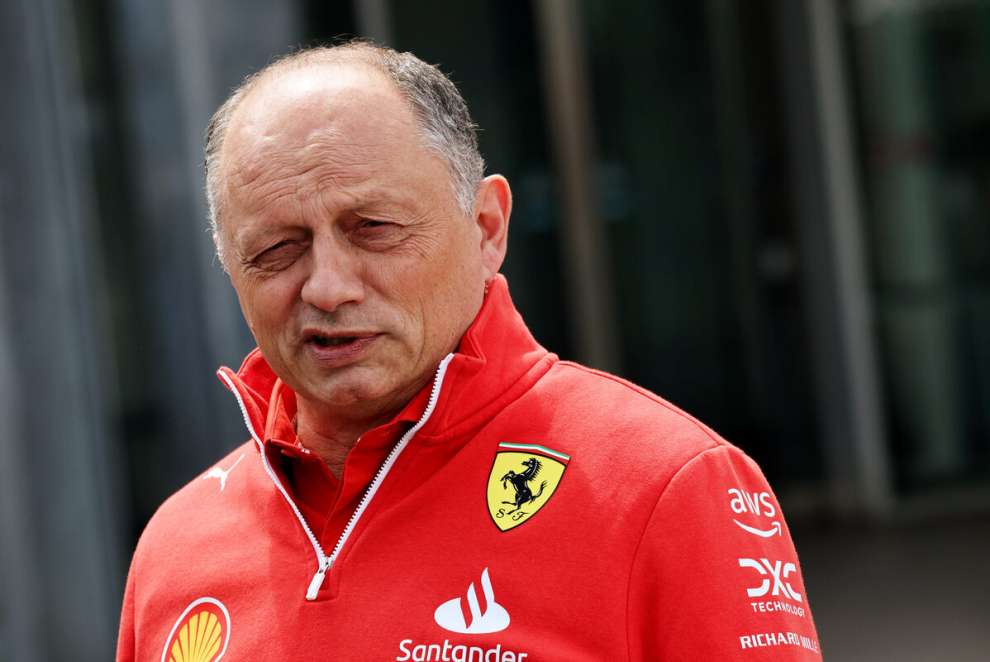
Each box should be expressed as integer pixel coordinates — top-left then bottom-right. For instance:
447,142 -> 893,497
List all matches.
231,220 -> 297,256
229,175 -> 414,249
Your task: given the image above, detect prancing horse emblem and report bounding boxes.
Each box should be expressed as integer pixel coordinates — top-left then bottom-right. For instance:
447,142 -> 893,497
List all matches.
486,442 -> 569,532
500,457 -> 547,513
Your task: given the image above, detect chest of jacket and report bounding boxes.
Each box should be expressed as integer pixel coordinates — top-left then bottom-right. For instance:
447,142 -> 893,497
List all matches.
134,424 -> 654,661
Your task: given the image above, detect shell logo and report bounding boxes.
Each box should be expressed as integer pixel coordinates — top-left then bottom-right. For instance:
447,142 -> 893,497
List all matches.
160,597 -> 231,662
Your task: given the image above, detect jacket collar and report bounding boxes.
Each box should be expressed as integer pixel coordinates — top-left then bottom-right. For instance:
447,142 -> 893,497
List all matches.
217,275 -> 556,451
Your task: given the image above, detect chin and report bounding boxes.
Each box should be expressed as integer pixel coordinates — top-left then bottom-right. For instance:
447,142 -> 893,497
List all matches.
308,374 -> 394,408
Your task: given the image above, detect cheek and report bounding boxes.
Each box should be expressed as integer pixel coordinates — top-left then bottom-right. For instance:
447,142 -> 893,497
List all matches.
419,241 -> 483,336
235,277 -> 299,338
431,230 -> 482,299
363,222 -> 481,339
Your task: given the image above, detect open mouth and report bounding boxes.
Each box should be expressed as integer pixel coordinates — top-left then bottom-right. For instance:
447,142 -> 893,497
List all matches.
309,335 -> 357,347
304,331 -> 378,355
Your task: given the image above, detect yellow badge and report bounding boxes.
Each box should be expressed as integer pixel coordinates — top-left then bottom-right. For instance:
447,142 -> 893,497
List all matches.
161,597 -> 231,662
487,442 -> 569,531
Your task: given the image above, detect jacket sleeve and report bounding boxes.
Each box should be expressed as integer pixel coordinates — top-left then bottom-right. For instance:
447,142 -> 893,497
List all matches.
627,445 -> 822,661
115,553 -> 137,662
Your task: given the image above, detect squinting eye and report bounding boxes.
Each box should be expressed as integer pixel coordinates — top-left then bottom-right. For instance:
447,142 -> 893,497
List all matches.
261,241 -> 292,256
352,219 -> 401,250
249,240 -> 305,270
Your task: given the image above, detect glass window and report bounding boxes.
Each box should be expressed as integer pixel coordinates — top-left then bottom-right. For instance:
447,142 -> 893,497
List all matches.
847,0 -> 990,491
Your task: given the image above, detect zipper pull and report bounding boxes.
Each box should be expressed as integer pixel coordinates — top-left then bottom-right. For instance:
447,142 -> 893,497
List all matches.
306,558 -> 331,601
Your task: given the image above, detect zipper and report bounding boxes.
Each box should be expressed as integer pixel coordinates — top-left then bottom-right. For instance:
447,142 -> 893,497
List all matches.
219,353 -> 454,601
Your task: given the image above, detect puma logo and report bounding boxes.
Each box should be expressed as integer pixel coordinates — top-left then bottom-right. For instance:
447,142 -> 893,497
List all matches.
202,453 -> 245,492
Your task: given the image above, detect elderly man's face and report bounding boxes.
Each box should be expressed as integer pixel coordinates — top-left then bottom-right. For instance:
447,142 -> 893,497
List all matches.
219,65 -> 501,417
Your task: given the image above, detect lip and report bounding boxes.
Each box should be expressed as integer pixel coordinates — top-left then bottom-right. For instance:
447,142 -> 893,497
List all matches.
301,330 -> 381,366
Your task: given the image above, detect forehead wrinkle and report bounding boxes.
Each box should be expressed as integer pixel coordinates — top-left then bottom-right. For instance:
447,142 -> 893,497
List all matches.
237,108 -> 387,172
228,139 -> 378,217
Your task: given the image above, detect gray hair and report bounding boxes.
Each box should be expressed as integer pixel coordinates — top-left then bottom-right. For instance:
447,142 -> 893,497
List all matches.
204,41 -> 486,265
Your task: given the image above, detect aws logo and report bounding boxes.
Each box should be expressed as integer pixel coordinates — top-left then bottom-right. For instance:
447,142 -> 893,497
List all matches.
727,487 -> 782,538
160,597 -> 231,662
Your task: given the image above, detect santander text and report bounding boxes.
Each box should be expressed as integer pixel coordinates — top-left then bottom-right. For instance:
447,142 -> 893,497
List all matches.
397,639 -> 528,662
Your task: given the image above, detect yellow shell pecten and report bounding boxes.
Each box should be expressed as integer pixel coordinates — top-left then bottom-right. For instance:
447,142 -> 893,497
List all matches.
162,598 -> 230,662
169,609 -> 222,662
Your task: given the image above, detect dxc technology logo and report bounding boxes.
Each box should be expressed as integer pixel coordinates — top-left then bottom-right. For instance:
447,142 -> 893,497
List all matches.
738,558 -> 803,602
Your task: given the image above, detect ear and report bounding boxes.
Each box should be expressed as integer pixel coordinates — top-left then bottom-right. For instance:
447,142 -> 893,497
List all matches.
473,174 -> 512,279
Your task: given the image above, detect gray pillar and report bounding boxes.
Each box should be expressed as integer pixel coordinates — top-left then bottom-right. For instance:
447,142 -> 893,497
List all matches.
852,3 -> 963,481
777,0 -> 894,516
534,0 -> 621,372
0,0 -> 127,658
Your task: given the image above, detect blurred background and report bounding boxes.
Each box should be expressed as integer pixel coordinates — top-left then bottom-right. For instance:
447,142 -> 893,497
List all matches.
1,0 -> 988,659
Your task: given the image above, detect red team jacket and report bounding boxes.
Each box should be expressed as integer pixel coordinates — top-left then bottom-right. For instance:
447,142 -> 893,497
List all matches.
117,276 -> 821,661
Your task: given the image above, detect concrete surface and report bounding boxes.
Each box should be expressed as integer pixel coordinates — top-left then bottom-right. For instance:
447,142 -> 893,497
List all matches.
794,516 -> 990,661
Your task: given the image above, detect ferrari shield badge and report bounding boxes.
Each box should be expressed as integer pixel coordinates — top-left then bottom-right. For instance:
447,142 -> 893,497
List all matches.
487,442 -> 569,531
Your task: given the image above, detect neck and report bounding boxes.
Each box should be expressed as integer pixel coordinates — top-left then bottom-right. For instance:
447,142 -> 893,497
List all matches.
294,398 -> 395,479
293,370 -> 434,478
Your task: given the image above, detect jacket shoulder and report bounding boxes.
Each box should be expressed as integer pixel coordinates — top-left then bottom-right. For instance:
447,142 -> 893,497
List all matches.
545,360 -> 727,445
522,360 -> 736,486
131,441 -> 258,563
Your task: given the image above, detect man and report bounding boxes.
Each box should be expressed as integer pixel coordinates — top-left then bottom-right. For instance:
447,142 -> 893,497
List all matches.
118,42 -> 821,661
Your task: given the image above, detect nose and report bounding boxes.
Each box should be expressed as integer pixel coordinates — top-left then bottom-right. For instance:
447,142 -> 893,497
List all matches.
299,236 -> 365,313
